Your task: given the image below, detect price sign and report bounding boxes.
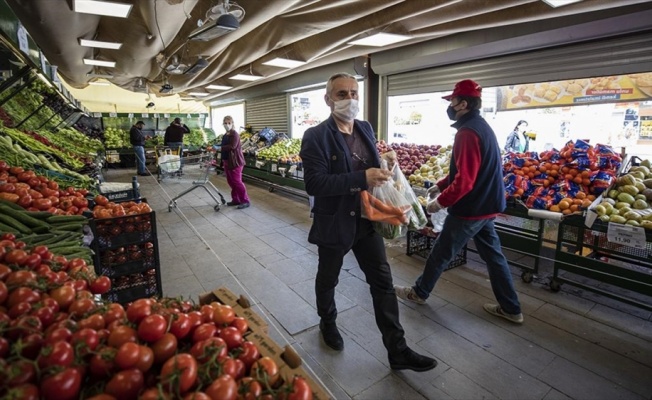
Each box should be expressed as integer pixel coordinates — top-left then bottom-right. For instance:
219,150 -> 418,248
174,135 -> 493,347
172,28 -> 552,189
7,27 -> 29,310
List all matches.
271,164 -> 278,172
141,113 -> 149,117
128,113 -> 134,118
109,112 -> 117,117
164,113 -> 170,118
607,223 -> 646,249
17,24 -> 28,54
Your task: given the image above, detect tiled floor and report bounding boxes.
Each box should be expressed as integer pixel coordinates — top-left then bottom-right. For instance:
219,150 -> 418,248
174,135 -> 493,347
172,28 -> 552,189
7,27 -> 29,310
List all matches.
104,165 -> 652,400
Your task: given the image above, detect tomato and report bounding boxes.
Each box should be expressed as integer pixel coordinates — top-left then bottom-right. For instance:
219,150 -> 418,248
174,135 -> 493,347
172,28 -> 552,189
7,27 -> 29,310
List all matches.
0,336 -> 9,358
103,303 -> 126,324
38,341 -> 74,369
238,377 -> 263,400
3,383 -> 39,400
192,323 -> 218,343
237,341 -> 261,368
204,375 -> 237,400
45,327 -> 73,344
8,301 -> 33,320
72,197 -> 88,208
2,358 -> 36,386
284,376 -> 313,400
23,253 -> 42,269
0,280 -> 7,305
140,388 -> 172,400
219,357 -> 244,380
200,305 -> 214,323
18,332 -> 43,359
32,305 -> 56,328
10,315 -> 42,338
7,287 -> 41,309
0,264 -> 11,279
183,392 -> 211,400
78,313 -> 106,331
231,317 -> 248,334
187,311 -> 203,333
168,312 -> 191,340
49,285 -> 76,311
138,314 -> 167,342
32,198 -> 53,211
17,194 -> 32,208
212,304 -> 236,326
218,326 -> 243,350
104,368 -> 144,400
190,337 -> 228,363
107,325 -> 138,348
160,353 -> 198,394
5,248 -> 29,265
89,276 -> 111,295
152,332 -> 178,364
89,347 -> 117,378
115,342 -> 141,369
94,195 -> 109,206
71,328 -> 99,355
126,298 -> 153,323
67,297 -> 96,319
86,395 -> 117,400
40,367 -> 81,400
250,357 -> 280,386
135,345 -> 154,373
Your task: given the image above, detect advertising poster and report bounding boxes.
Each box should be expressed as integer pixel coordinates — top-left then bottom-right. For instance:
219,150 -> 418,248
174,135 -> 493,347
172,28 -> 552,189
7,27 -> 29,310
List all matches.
497,73 -> 652,111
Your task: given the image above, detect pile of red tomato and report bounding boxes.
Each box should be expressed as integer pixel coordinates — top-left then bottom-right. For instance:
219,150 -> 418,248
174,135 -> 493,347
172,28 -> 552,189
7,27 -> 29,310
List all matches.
0,163 -> 90,215
91,196 -> 152,220
0,234 -> 314,400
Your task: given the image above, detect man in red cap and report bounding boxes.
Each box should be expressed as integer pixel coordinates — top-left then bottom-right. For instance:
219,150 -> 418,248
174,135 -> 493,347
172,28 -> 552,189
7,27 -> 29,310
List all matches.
395,79 -> 524,324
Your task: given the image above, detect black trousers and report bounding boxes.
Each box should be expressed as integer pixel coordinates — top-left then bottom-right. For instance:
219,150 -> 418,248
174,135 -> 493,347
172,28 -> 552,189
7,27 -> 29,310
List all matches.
316,218 -> 407,356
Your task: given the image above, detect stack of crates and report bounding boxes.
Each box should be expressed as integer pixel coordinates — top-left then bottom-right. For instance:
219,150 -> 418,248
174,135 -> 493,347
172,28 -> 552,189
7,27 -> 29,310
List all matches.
89,203 -> 162,303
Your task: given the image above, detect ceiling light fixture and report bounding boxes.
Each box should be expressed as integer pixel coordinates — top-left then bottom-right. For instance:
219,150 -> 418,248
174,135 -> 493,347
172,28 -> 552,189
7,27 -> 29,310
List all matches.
541,0 -> 582,7
159,83 -> 174,94
348,32 -> 411,47
188,92 -> 209,97
86,72 -> 113,78
73,0 -> 133,18
262,57 -> 306,69
229,74 -> 263,81
206,84 -> 233,90
184,58 -> 209,75
83,59 -> 116,67
79,38 -> 123,50
88,81 -> 110,86
188,0 -> 244,41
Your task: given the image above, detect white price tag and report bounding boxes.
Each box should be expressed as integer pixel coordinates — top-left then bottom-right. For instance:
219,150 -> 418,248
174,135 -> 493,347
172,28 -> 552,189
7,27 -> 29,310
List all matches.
607,223 -> 646,249
141,113 -> 149,118
164,114 -> 170,118
128,113 -> 134,118
109,112 -> 117,117
17,24 -> 28,54
271,164 -> 278,172
154,113 -> 159,118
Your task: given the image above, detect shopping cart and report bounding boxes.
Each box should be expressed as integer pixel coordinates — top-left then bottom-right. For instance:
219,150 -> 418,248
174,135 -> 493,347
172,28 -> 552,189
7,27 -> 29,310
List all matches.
155,146 -> 182,183
163,148 -> 227,212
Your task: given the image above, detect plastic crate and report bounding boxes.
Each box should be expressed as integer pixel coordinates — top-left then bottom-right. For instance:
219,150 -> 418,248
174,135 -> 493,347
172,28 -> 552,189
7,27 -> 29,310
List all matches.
103,268 -> 161,304
90,211 -> 157,249
94,241 -> 158,278
406,229 -> 467,270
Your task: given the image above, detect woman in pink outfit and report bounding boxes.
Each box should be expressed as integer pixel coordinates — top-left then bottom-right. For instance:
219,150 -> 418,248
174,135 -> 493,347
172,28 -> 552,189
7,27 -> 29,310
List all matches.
220,116 -> 250,209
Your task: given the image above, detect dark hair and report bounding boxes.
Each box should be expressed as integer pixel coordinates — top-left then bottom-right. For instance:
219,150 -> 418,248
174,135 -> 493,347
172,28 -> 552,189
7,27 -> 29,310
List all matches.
514,120 -> 528,130
456,95 -> 482,111
173,118 -> 181,124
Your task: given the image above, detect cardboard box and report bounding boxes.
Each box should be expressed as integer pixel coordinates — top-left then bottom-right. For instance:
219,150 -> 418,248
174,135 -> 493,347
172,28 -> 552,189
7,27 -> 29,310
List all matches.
248,330 -> 332,400
198,287 -> 268,334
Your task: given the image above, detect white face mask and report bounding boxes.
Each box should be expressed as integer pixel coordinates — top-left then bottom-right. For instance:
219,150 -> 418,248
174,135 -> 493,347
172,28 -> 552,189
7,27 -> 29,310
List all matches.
331,99 -> 359,122
223,123 -> 232,131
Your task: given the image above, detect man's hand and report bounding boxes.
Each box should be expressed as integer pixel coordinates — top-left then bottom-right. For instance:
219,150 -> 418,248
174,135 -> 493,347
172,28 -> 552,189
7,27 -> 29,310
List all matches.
426,185 -> 440,199
426,198 -> 443,213
365,168 -> 391,187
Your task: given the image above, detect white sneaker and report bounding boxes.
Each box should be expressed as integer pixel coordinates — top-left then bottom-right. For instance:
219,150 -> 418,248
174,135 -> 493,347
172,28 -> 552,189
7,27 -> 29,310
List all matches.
483,303 -> 524,324
394,286 -> 426,305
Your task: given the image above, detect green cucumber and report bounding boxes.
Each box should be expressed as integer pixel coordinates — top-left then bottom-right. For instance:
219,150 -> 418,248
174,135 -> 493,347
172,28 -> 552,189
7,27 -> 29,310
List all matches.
25,211 -> 54,220
46,215 -> 89,224
0,206 -> 50,229
50,223 -> 84,232
0,198 -> 25,211
0,214 -> 32,234
0,221 -> 20,234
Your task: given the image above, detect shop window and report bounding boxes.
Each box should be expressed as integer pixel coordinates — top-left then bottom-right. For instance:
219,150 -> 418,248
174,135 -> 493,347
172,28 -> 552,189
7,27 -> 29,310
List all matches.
290,81 -> 365,139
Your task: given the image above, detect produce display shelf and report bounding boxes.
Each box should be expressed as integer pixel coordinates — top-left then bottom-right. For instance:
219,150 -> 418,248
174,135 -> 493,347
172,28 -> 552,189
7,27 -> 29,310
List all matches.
552,215 -> 652,311
406,228 -> 467,270
242,164 -> 307,197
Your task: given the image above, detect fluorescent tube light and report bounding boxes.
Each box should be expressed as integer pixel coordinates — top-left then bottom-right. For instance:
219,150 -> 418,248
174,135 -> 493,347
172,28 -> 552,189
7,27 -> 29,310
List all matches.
87,73 -> 113,78
79,38 -> 122,50
262,58 -> 306,69
73,0 -> 133,18
541,0 -> 582,7
83,59 -> 116,67
188,92 -> 209,97
206,85 -> 233,90
229,74 -> 263,81
348,32 -> 411,47
88,81 -> 110,86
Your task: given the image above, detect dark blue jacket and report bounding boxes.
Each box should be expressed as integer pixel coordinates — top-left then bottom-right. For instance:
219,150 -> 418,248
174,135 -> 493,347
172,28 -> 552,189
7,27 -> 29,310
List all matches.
448,110 -> 506,217
300,116 -> 379,249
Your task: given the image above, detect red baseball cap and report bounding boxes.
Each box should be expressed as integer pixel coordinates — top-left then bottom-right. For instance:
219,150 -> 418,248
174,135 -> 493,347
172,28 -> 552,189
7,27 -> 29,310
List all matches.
442,79 -> 482,100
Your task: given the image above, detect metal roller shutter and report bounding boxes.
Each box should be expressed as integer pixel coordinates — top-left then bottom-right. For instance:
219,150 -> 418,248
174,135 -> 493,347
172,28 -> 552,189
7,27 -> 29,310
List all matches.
387,32 -> 652,96
245,95 -> 288,134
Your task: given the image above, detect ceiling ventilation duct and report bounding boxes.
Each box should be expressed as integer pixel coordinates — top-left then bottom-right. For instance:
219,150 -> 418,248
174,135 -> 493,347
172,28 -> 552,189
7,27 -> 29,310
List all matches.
188,0 -> 244,42
184,57 -> 209,75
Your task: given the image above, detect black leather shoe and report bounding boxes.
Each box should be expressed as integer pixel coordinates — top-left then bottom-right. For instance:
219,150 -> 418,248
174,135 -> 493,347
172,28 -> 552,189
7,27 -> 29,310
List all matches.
226,201 -> 240,206
319,321 -> 344,351
389,348 -> 437,372
236,202 -> 250,209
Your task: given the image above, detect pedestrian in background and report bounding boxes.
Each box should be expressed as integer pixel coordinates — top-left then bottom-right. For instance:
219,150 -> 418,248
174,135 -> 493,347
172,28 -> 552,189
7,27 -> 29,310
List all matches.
504,119 -> 529,153
300,72 -> 438,372
130,120 -> 148,176
220,116 -> 250,209
164,117 -> 190,170
395,79 -> 523,324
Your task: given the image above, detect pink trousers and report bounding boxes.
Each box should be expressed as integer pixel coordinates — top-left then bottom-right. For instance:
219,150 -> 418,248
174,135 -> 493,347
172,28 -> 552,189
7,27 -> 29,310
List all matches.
224,165 -> 250,204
